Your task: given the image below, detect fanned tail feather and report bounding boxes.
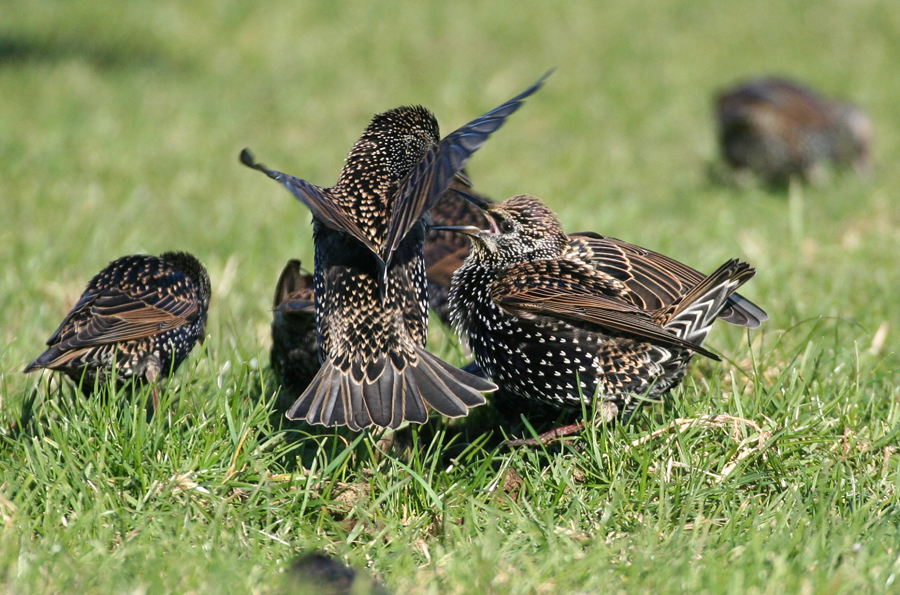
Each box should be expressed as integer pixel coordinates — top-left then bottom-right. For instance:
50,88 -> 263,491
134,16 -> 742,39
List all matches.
718,293 -> 768,329
661,259 -> 757,352
409,347 -> 494,417
285,350 -> 495,430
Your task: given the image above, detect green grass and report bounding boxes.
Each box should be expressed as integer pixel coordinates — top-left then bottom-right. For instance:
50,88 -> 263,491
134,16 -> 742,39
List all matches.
2,0 -> 900,592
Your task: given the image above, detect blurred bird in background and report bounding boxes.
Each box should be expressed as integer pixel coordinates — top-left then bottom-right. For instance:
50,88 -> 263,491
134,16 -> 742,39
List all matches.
716,76 -> 872,186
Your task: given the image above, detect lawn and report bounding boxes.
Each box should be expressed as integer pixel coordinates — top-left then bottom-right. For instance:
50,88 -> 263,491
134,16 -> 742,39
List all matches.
1,0 -> 899,593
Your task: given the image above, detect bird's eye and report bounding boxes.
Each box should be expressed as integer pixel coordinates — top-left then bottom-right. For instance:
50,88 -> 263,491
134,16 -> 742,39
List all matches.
499,220 -> 515,234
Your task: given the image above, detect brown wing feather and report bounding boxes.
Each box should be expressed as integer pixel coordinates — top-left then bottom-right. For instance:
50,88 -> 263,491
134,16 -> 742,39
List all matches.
273,260 -> 316,314
240,149 -> 381,256
568,232 -> 767,327
567,233 -> 699,309
491,260 -> 717,358
63,290 -> 194,349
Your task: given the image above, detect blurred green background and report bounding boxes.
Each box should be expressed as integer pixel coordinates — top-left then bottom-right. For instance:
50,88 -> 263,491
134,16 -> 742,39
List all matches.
1,1 -> 899,593
2,0 -> 898,363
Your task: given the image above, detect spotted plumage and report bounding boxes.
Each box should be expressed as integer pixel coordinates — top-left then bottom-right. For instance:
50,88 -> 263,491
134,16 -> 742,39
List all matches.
717,77 -> 872,185
271,183 -> 491,395
242,73 -> 549,430
24,252 -> 211,406
270,259 -> 318,400
441,195 -> 765,443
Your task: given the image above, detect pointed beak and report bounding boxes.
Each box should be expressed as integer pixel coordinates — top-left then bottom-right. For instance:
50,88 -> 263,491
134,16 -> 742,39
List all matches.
448,187 -> 491,211
429,225 -> 483,236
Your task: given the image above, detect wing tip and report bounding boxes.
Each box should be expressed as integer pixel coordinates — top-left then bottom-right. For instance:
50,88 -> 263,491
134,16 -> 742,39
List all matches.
239,147 -> 281,182
239,147 -> 256,168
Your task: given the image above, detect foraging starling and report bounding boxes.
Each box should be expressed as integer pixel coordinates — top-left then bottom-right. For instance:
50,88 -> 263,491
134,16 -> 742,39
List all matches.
24,252 -> 211,408
440,194 -> 766,445
716,77 -> 872,185
425,177 -> 493,327
270,259 -> 319,400
243,72 -> 549,430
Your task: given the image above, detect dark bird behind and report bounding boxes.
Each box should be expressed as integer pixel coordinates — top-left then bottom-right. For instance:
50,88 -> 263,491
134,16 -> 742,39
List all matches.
270,259 -> 319,401
243,72 -> 550,430
440,194 -> 765,445
425,178 -> 493,327
716,76 -> 872,185
24,252 -> 211,409
285,552 -> 390,595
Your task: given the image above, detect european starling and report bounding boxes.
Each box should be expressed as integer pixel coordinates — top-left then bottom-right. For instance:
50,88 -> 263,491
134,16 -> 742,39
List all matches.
271,183 -> 491,398
440,194 -> 766,445
242,72 -> 549,430
716,77 -> 872,185
270,259 -> 319,400
425,177 -> 493,327
24,252 -> 211,408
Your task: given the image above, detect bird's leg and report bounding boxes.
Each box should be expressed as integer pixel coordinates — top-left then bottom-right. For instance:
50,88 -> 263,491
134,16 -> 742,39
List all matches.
504,402 -> 619,447
504,420 -> 587,447
145,357 -> 161,414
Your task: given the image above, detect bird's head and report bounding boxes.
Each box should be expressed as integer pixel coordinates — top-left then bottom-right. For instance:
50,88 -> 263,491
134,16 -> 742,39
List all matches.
161,251 -> 212,313
347,105 -> 441,184
432,194 -> 567,267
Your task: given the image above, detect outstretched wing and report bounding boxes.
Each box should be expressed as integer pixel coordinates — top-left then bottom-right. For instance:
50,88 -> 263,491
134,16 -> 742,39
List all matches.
491,260 -> 718,359
240,149 -> 380,255
383,70 -> 552,265
568,232 -> 767,328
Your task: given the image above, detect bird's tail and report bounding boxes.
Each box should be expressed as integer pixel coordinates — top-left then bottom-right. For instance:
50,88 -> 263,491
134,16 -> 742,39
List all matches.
286,347 -> 495,430
659,259 -> 757,353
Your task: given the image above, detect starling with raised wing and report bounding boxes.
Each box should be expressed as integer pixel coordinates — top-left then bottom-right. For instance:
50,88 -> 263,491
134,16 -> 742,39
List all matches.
243,73 -> 549,430
716,77 -> 872,185
24,252 -> 211,409
272,182 -> 491,398
440,194 -> 765,445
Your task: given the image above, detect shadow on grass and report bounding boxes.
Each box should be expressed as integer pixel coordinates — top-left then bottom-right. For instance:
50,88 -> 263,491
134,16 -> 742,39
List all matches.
4,375 -> 157,444
0,33 -> 190,72
262,361 -> 586,467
